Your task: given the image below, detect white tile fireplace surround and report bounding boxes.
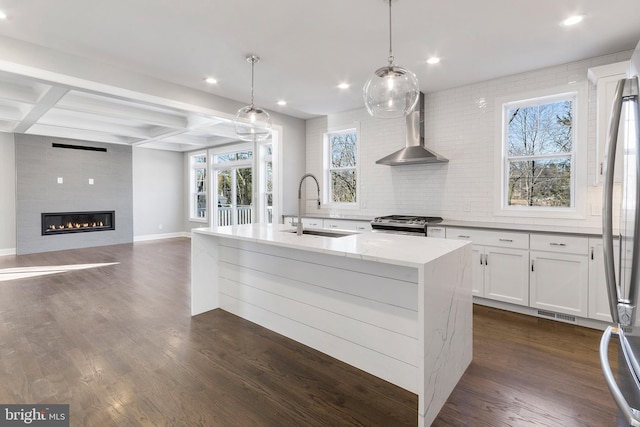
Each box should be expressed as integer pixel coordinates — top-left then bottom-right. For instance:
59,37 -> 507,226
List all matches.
15,134 -> 133,255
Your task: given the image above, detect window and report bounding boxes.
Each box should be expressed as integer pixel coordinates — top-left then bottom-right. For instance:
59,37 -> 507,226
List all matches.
190,152 -> 207,221
497,84 -> 587,217
212,145 -> 253,226
260,142 -> 274,223
324,127 -> 358,206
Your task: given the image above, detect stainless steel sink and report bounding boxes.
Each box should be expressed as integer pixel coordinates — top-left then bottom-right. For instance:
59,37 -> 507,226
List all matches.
284,228 -> 357,238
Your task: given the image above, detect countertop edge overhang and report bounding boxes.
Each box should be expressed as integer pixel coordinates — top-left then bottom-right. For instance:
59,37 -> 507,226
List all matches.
191,224 -> 469,269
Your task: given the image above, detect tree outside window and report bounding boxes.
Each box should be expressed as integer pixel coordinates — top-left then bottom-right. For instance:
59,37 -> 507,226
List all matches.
326,129 -> 358,204
504,96 -> 575,208
213,147 -> 253,226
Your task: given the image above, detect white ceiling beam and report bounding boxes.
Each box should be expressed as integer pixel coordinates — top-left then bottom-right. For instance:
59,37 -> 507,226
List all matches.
38,110 -> 154,139
131,128 -> 191,146
56,93 -> 189,129
14,86 -> 69,133
0,103 -> 24,122
0,80 -> 41,104
26,123 -> 138,145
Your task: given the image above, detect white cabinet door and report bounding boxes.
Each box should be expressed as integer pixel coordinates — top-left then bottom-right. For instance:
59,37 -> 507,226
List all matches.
484,247 -> 530,306
588,61 -> 628,184
588,238 -> 619,322
447,229 -> 529,305
530,251 -> 589,317
471,246 -> 484,296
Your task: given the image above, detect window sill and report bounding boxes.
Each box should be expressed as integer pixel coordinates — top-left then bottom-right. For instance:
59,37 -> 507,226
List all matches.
189,218 -> 208,224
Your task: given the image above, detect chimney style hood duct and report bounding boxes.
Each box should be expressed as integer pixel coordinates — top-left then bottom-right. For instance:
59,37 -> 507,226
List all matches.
376,93 -> 448,166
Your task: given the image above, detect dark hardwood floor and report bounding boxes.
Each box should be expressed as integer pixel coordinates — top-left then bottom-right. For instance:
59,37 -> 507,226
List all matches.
0,238 -> 620,426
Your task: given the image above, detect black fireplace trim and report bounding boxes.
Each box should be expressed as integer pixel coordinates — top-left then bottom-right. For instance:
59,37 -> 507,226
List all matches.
41,211 -> 115,236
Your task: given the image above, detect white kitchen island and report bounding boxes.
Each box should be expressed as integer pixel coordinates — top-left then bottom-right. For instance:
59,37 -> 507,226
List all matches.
191,223 -> 472,426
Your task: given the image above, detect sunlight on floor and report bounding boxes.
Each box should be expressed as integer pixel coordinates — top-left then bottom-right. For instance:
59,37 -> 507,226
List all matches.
0,262 -> 120,281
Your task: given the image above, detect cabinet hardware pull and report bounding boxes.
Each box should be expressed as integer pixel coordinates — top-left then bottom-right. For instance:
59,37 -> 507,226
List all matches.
485,254 -> 488,266
499,238 -> 513,242
531,260 -> 534,272
591,247 -> 594,260
549,242 -> 566,247
458,235 -> 470,238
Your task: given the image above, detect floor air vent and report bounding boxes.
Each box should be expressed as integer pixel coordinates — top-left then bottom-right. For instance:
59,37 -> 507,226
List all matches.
537,309 -> 577,323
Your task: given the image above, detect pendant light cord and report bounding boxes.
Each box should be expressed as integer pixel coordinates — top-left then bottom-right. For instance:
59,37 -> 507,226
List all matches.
387,0 -> 394,66
250,56 -> 256,108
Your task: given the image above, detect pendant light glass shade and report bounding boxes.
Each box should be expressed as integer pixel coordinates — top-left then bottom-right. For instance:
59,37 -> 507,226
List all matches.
363,65 -> 419,118
235,55 -> 272,141
363,0 -> 419,119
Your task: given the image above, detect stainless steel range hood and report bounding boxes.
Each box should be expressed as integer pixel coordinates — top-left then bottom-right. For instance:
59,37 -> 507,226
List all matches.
376,93 -> 448,166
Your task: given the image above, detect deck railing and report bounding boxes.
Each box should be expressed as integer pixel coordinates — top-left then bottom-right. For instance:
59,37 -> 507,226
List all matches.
217,206 -> 272,226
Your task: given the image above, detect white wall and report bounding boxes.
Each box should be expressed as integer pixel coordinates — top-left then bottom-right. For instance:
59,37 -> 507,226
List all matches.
306,50 -> 633,230
0,133 -> 16,255
133,147 -> 184,240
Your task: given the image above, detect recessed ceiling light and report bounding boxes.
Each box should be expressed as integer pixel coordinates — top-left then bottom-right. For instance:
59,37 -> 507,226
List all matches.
337,83 -> 350,90
0,11 -> 7,20
562,15 -> 583,26
426,57 -> 441,65
204,77 -> 218,84
277,100 -> 287,106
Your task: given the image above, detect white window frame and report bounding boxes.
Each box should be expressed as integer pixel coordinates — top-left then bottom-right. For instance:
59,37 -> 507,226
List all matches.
493,83 -> 588,219
210,142 -> 254,226
189,151 -> 207,223
257,140 -> 274,223
322,124 -> 360,209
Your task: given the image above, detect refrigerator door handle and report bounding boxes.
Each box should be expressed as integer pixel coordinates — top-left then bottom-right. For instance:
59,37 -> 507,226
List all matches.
603,78 -> 629,325
600,326 -> 640,426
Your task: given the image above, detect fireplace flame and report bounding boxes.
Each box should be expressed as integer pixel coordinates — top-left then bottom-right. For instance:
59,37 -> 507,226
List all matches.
48,221 -> 106,231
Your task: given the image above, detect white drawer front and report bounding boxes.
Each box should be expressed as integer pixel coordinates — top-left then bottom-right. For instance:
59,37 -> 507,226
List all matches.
324,219 -> 371,232
302,218 -> 323,228
427,226 -> 446,238
530,234 -> 588,255
446,227 -> 528,249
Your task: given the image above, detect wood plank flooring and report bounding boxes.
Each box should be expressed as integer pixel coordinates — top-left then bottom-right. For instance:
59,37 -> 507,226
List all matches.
0,238 -> 620,426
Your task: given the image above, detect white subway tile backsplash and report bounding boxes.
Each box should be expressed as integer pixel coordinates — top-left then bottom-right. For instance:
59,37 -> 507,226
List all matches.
305,50 -> 634,229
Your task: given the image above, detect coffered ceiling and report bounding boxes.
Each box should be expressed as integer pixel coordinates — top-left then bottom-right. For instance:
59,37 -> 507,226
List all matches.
0,0 -> 638,151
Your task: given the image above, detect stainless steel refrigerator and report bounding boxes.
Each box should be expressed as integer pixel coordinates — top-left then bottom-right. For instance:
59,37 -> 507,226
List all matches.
601,40 -> 640,426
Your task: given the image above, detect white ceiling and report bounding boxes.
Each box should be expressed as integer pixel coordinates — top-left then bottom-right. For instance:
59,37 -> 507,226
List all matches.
0,0 -> 638,151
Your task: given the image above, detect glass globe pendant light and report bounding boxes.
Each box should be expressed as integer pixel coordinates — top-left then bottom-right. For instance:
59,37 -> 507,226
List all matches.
363,0 -> 419,118
235,54 -> 272,141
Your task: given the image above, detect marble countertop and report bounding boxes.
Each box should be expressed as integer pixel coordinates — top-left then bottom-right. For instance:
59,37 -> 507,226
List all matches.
283,213 -> 605,237
192,223 -> 468,269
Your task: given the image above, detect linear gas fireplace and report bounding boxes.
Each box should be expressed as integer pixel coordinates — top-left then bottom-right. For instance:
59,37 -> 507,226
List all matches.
42,211 -> 115,235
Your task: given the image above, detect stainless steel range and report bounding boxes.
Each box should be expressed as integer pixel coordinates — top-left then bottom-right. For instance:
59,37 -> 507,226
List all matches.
370,215 -> 443,236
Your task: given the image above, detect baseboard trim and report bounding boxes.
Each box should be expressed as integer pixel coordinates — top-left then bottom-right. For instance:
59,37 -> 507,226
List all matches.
0,248 -> 16,257
134,232 -> 190,242
473,297 -> 611,331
